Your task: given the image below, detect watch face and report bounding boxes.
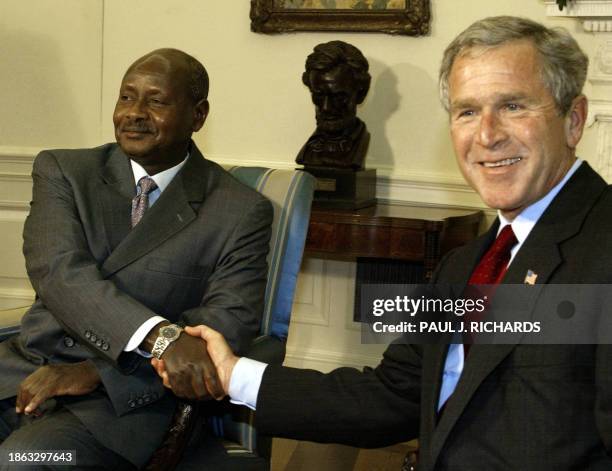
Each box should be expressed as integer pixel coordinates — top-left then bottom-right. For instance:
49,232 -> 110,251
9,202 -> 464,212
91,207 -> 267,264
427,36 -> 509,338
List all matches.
161,326 -> 180,340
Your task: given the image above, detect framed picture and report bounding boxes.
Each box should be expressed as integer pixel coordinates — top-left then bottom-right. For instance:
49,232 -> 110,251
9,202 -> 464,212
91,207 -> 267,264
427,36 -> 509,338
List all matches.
250,0 -> 430,36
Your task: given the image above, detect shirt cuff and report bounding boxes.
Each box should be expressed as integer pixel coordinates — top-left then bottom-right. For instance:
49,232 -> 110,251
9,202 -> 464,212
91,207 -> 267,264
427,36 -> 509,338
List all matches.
229,357 -> 268,410
124,316 -> 167,357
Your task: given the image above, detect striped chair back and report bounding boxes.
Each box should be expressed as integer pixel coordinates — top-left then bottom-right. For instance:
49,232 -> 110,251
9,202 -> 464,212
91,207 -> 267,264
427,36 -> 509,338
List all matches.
206,166 -> 314,457
223,166 -> 315,340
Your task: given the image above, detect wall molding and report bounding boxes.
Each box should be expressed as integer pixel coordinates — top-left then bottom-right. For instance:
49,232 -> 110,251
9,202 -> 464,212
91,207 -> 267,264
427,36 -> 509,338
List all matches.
291,259 -> 330,327
0,148 -> 483,210
0,287 -> 34,311
210,154 -> 484,210
545,1 -> 612,31
588,99 -> 612,126
285,345 -> 382,370
0,174 -> 31,183
0,146 -> 39,163
0,202 -> 30,212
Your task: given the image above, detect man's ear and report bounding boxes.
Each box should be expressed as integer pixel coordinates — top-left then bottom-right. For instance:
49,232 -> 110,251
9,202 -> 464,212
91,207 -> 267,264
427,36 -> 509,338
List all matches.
565,94 -> 588,149
192,99 -> 209,132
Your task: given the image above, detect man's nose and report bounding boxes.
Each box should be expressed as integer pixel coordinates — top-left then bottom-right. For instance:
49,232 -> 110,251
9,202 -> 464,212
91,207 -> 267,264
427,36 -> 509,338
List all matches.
320,96 -> 333,113
126,99 -> 147,120
476,111 -> 508,148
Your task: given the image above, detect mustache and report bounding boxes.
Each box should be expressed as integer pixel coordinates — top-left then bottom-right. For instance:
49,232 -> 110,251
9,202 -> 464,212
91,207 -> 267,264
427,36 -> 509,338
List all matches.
120,124 -> 154,133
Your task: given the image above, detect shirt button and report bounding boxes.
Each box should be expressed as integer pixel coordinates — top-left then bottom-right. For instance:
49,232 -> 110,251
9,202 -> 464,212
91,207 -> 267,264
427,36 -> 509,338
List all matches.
63,336 -> 75,348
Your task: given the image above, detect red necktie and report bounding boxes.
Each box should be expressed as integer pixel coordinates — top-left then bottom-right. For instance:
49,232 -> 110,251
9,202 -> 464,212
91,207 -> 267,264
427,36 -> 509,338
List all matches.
468,225 -> 518,285
464,225 -> 517,355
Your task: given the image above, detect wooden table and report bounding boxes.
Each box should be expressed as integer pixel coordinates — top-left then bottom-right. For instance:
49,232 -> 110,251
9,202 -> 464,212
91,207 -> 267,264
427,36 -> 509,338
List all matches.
305,204 -> 483,280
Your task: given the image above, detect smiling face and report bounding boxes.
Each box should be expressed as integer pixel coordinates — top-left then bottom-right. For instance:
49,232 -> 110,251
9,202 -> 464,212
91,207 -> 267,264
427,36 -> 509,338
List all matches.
113,53 -> 208,175
448,40 -> 587,220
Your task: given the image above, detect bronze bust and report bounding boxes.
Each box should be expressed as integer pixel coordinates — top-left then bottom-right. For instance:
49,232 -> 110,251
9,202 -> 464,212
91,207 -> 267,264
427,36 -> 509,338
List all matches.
296,41 -> 371,170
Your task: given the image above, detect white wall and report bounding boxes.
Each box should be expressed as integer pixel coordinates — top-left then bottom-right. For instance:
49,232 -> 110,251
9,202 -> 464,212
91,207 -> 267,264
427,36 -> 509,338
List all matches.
0,0 -> 607,368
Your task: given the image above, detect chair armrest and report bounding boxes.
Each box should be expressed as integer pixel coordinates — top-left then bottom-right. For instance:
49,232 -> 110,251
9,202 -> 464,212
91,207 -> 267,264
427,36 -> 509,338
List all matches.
206,334 -> 285,457
246,335 -> 286,365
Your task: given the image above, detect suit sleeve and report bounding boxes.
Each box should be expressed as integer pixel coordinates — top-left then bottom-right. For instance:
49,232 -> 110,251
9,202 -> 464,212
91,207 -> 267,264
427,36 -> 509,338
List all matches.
180,196 -> 272,355
23,151 -> 156,370
254,341 -> 421,447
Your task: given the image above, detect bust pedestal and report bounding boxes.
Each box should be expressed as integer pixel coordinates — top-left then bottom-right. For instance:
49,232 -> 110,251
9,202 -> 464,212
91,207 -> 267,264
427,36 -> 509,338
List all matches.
304,166 -> 376,210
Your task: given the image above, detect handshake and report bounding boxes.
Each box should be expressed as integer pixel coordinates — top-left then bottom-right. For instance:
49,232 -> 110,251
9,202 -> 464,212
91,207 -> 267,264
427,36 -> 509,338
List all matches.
150,325 -> 238,401
15,325 -> 238,416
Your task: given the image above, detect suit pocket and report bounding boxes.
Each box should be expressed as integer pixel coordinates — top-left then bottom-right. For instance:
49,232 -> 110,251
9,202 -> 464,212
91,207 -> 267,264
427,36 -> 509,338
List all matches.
145,257 -> 208,280
507,345 -> 595,383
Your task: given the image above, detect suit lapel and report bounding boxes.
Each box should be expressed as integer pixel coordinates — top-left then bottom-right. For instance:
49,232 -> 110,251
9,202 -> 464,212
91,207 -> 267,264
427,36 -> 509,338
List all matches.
427,162 -> 608,466
97,146 -> 134,255
419,225 -> 497,464
101,144 -> 211,278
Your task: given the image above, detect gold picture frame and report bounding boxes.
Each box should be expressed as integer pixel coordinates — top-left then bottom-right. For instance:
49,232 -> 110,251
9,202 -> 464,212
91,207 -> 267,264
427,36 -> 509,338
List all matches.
250,0 -> 430,36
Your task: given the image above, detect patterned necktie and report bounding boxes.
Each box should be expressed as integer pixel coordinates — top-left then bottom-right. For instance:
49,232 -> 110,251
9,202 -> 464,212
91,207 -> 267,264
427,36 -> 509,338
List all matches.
468,225 -> 518,285
131,176 -> 158,227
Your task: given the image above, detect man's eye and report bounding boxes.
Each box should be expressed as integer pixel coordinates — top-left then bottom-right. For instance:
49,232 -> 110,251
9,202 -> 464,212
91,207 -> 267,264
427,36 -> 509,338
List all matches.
505,103 -> 521,111
333,93 -> 349,104
457,110 -> 475,118
120,95 -> 132,101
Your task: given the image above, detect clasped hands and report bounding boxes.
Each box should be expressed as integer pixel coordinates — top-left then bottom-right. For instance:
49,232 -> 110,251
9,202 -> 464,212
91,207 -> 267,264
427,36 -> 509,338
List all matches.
150,325 -> 238,401
15,325 -> 238,416
148,325 -> 237,401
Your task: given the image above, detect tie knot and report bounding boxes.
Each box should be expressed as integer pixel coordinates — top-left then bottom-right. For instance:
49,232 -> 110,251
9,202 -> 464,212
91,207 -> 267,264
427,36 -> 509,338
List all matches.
137,176 -> 158,195
494,224 -> 518,254
468,224 -> 518,286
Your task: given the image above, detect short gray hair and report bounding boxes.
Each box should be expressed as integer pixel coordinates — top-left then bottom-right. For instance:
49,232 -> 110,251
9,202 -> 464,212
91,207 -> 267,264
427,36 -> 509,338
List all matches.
439,16 -> 588,115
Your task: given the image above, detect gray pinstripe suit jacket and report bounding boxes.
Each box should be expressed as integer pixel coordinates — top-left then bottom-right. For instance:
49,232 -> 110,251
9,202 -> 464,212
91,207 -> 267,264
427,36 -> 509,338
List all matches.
0,142 -> 272,467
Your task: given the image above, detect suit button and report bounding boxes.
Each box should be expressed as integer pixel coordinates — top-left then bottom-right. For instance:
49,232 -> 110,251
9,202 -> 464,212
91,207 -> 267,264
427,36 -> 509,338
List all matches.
85,331 -> 91,339
90,334 -> 98,342
102,342 -> 109,351
96,339 -> 103,347
128,400 -> 136,408
63,336 -> 75,348
143,395 -> 151,403
137,397 -> 144,406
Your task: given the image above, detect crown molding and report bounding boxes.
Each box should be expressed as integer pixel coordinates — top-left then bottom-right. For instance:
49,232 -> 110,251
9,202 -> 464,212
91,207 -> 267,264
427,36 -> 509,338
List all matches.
545,1 -> 612,31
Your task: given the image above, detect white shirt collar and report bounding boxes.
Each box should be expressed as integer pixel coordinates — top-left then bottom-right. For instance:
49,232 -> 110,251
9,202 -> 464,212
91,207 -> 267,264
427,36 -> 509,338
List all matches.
498,158 -> 582,262
130,154 -> 189,193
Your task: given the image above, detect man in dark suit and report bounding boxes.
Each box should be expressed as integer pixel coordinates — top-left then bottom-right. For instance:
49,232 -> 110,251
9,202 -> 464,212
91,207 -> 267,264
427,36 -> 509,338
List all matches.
157,17 -> 612,470
0,48 -> 272,469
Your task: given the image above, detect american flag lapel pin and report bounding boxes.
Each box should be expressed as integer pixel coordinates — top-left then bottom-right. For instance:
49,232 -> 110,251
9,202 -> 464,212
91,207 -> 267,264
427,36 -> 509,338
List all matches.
524,270 -> 538,285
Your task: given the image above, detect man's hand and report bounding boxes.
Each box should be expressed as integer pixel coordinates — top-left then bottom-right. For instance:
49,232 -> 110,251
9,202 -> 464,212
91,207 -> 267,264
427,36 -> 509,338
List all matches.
151,325 -> 239,397
153,332 -> 224,400
16,360 -> 100,415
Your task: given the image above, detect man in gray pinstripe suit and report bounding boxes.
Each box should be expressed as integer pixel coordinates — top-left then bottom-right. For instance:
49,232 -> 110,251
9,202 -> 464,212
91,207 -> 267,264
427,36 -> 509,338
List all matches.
0,48 -> 272,469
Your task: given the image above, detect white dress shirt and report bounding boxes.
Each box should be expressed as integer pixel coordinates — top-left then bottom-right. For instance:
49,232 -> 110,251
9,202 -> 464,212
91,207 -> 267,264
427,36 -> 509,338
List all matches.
230,159 -> 584,411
